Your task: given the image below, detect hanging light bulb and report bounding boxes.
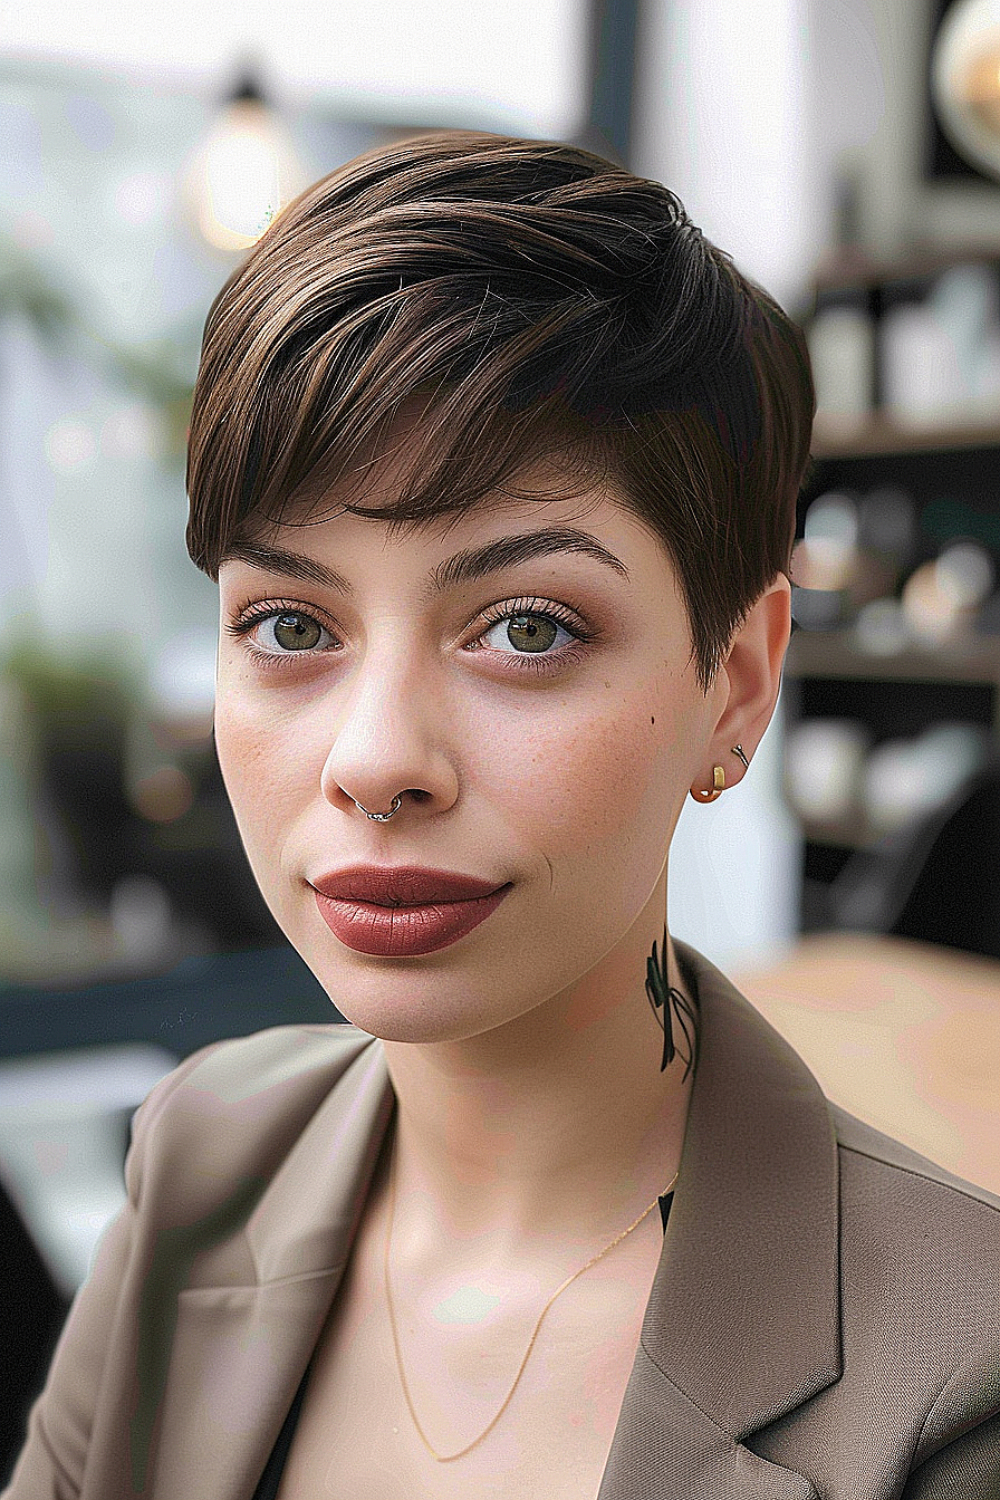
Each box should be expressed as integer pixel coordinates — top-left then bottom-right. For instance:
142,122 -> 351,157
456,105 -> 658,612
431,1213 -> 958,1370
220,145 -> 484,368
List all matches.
931,0 -> 1000,180
182,59 -> 310,254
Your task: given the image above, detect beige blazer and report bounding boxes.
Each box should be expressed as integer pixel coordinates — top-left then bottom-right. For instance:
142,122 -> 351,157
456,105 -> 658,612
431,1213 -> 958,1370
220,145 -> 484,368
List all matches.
5,939 -> 1000,1500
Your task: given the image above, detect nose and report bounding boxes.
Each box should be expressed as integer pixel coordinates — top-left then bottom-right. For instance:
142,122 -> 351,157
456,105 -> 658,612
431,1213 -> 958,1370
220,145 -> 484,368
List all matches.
317,640 -> 458,818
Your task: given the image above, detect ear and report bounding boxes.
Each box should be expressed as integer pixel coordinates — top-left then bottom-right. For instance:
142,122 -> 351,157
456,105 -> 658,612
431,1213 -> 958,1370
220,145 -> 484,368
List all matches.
693,575 -> 791,792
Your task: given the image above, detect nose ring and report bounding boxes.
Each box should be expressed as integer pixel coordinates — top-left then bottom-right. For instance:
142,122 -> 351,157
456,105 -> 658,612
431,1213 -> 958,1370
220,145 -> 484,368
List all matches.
353,795 -> 403,822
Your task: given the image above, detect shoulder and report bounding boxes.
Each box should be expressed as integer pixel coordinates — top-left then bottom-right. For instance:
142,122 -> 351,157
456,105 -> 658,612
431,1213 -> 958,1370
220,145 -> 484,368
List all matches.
124,1023 -> 382,1212
830,1100 -> 1000,1218
828,1099 -> 1000,1300
827,1102 -> 1000,1466
830,1101 -> 1000,1273
136,1020 -> 378,1121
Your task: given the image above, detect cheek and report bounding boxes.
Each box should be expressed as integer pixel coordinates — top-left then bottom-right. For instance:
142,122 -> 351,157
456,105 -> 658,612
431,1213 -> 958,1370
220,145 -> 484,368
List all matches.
213,688 -> 313,849
213,692 -> 259,804
489,674 -> 692,856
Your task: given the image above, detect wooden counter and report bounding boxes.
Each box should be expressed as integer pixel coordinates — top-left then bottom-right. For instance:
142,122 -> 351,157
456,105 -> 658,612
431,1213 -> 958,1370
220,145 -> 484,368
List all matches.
730,932 -> 1000,1197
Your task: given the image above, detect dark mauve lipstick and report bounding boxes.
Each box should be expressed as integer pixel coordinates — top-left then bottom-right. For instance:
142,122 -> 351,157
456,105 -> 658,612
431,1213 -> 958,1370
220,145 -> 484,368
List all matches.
310,864 -> 507,906
309,865 -> 513,956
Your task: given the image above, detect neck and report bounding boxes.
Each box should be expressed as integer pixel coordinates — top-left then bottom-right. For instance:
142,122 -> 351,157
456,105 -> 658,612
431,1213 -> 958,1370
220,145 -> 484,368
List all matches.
378,879 -> 695,1264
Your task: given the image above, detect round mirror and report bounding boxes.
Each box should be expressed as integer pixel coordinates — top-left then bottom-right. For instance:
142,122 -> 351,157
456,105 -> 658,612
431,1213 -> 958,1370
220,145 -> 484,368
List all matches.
931,0 -> 1000,181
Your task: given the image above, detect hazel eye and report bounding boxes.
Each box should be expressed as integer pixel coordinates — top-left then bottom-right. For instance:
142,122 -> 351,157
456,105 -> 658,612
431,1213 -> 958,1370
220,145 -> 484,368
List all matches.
473,598 -> 593,672
481,612 -> 563,654
259,611 -> 329,652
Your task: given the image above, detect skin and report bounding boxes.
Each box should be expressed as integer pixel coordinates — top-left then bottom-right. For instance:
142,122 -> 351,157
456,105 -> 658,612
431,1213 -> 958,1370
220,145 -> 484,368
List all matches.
213,445 -> 791,1346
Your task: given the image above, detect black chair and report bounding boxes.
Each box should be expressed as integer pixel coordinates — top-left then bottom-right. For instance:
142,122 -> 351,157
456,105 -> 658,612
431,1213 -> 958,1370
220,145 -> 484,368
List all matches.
0,1173 -> 70,1486
827,749 -> 1000,961
0,943 -> 336,1064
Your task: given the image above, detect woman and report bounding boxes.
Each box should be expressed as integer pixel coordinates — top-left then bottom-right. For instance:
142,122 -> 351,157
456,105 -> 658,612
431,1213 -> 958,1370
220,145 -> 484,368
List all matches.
5,131 -> 999,1500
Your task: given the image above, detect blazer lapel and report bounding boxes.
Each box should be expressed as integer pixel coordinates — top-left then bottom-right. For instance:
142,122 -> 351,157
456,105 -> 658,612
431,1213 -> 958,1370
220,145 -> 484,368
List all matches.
597,939 -> 842,1499
142,1271 -> 345,1500
597,1343 -> 822,1499
109,1036 -> 398,1500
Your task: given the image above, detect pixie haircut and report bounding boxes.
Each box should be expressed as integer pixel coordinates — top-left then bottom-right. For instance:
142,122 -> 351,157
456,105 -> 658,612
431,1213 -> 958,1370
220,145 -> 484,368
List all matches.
186,130 -> 815,691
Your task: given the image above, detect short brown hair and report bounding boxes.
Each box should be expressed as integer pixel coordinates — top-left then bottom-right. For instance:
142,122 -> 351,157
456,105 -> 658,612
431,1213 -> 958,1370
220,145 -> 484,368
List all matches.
185,130 -> 815,690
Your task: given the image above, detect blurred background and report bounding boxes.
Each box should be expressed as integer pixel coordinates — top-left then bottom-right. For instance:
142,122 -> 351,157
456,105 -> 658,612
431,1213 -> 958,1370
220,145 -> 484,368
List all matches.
3,0 -> 1000,1473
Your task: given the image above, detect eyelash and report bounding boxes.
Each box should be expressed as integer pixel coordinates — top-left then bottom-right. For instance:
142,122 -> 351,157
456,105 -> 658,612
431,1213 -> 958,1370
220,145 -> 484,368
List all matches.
225,595 -> 600,678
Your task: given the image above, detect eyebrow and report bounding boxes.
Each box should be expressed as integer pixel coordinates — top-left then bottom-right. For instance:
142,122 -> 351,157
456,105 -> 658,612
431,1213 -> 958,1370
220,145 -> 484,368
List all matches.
221,526 -> 630,600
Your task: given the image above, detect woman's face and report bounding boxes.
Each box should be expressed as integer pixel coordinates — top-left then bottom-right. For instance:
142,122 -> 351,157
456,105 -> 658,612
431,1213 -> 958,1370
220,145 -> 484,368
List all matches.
214,463 -> 726,1045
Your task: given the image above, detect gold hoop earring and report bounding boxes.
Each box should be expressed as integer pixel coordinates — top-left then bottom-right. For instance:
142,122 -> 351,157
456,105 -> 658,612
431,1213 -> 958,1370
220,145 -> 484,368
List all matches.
691,765 -> 725,803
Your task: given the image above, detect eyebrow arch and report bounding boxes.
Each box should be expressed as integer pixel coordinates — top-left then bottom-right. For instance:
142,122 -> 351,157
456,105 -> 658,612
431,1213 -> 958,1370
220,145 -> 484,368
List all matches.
222,526 -> 631,600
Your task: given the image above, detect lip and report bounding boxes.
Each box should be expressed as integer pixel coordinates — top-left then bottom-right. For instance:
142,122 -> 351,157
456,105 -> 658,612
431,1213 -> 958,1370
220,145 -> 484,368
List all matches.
313,884 -> 511,957
309,864 -> 508,906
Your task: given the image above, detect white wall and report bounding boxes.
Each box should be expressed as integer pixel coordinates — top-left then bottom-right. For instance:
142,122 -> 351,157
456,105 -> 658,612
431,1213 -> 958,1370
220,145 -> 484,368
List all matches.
630,0 -> 827,968
0,0 -> 588,137
631,0 -> 822,314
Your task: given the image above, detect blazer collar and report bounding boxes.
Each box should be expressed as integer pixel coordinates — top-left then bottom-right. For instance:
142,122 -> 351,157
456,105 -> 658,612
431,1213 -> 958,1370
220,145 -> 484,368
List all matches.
593,938 -> 841,1498
646,938 -> 842,1437
142,941 -> 841,1500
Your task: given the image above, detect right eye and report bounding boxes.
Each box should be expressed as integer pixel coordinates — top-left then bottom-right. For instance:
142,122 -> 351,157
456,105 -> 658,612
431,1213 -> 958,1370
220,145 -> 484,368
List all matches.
265,611 -> 331,652
235,608 -> 335,656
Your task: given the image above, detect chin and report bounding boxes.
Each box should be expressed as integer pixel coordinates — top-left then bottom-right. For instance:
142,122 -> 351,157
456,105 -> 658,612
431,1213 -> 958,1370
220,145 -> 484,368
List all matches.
293,939 -> 519,1044
323,994 -> 503,1047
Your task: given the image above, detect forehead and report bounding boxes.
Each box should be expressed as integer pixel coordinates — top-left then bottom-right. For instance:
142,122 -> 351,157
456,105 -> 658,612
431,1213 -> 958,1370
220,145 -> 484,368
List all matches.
221,477 -> 682,601
228,389 -> 625,551
220,397 -> 681,593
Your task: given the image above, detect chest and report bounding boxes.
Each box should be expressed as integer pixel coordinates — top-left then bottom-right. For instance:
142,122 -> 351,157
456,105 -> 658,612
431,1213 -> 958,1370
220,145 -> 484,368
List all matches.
274,1201 -> 664,1500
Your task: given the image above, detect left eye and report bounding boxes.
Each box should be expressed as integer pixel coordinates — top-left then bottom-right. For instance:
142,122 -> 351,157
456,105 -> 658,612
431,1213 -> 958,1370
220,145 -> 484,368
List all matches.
478,610 -> 574,656
256,611 -> 332,652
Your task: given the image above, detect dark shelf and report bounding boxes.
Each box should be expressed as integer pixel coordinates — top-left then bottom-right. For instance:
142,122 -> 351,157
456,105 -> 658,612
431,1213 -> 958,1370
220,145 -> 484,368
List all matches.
782,633 -> 1000,859
811,414 -> 1000,459
811,241 -> 1000,295
0,945 -> 338,1062
797,813 -> 884,851
785,630 -> 1000,686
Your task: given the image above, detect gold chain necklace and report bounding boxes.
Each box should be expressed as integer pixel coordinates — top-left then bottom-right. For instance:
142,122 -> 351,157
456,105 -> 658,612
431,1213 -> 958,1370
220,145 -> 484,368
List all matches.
383,1134 -> 679,1463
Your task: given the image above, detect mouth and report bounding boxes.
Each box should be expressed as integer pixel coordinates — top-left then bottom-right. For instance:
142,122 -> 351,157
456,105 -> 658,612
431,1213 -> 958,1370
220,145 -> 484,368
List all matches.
312,879 -> 513,957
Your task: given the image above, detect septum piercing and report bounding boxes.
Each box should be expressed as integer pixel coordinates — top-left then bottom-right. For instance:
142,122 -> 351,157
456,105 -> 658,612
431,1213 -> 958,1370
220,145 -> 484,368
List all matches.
354,794 -> 403,821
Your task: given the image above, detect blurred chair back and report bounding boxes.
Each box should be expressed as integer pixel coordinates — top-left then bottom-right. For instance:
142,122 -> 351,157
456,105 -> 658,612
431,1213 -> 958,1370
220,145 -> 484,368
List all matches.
828,749 -> 1000,960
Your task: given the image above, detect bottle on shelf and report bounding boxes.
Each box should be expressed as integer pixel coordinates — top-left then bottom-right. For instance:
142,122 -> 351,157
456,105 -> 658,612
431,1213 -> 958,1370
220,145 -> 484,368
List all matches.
807,290 -> 876,439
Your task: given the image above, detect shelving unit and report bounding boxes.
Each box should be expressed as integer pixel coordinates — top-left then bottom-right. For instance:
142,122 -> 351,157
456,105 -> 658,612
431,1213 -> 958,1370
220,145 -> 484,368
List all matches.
786,629 -> 1000,684
783,629 -> 1000,854
787,246 -> 1000,931
784,625 -> 1000,927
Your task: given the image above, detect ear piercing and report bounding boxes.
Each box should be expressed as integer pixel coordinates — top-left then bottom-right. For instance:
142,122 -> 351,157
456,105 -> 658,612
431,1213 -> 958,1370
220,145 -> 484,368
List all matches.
691,744 -> 750,803
691,765 -> 726,803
